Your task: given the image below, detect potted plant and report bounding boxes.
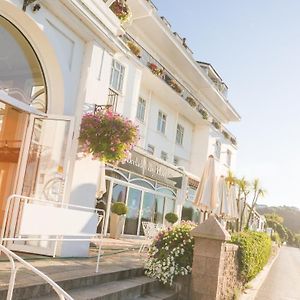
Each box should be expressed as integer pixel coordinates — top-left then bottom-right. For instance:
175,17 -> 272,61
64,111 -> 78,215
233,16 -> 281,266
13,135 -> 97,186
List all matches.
164,212 -> 178,227
212,119 -> 221,130
147,62 -> 163,77
198,107 -> 208,120
110,0 -> 132,23
110,202 -> 128,238
222,130 -> 230,139
127,40 -> 141,58
186,96 -> 197,108
79,110 -> 139,163
167,79 -> 182,94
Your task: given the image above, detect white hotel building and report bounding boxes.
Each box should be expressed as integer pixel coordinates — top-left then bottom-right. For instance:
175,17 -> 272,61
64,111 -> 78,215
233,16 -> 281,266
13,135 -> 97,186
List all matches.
0,0 -> 240,256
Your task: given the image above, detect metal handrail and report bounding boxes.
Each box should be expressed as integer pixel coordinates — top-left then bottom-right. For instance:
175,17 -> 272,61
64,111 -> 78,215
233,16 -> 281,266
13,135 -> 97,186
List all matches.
0,244 -> 73,300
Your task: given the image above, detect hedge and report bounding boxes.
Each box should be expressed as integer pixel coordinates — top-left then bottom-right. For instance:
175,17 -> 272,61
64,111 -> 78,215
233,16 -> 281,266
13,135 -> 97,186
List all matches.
231,231 -> 272,282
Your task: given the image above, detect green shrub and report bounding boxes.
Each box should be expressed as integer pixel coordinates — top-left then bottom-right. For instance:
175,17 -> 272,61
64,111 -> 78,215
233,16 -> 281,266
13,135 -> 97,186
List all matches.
231,231 -> 272,282
165,212 -> 178,224
111,202 -> 128,215
271,232 -> 281,246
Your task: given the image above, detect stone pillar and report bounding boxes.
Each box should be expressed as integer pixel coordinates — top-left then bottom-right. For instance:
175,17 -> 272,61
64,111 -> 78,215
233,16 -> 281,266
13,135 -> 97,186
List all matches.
190,216 -> 231,300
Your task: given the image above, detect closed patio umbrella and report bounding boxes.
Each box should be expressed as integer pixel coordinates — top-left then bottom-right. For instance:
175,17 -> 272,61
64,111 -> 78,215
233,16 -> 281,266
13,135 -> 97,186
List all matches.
193,155 -> 217,213
216,176 -> 230,217
228,184 -> 239,219
96,161 -> 106,199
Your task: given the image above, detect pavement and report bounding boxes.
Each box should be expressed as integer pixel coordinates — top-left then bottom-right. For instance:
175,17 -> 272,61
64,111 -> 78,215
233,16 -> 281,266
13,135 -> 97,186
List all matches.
255,246 -> 300,300
0,237 -> 147,289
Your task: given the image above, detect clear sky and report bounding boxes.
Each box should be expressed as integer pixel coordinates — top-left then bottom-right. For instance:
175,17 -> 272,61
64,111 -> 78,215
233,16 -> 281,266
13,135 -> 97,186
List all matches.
152,0 -> 300,208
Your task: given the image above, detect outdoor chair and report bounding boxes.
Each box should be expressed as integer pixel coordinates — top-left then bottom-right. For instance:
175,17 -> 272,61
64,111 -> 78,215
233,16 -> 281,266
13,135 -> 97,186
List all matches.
0,194 -> 105,273
139,221 -> 162,253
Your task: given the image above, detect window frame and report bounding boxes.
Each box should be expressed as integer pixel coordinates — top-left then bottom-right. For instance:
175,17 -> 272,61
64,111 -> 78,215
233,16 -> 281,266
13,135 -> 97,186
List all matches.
136,97 -> 146,122
175,123 -> 184,145
147,144 -> 155,155
110,59 -> 125,93
161,151 -> 168,161
215,140 -> 221,160
157,110 -> 167,134
226,149 -> 232,167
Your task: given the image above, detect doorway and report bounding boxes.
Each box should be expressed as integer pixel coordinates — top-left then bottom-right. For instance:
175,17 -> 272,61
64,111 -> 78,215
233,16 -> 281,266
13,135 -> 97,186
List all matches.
0,101 -> 28,233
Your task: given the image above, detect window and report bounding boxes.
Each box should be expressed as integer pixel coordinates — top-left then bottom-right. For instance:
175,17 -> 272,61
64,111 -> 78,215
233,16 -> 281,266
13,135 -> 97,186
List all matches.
147,144 -> 155,155
136,97 -> 146,122
215,140 -> 221,159
176,124 -> 184,145
110,59 -> 125,92
226,149 -> 232,167
107,88 -> 118,111
157,111 -> 167,134
173,156 -> 179,166
161,151 -> 168,161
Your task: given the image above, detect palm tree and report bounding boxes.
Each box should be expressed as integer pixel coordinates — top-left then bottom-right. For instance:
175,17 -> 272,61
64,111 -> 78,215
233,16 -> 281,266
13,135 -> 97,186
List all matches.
236,177 -> 250,231
245,179 -> 266,229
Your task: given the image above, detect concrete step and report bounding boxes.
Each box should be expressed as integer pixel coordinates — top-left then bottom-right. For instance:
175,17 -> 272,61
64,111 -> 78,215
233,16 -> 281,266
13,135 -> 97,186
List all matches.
135,288 -> 178,300
29,276 -> 161,300
0,266 -> 144,300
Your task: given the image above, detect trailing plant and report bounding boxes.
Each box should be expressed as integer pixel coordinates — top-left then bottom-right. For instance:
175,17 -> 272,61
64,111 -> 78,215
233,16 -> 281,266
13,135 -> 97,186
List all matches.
186,96 -> 197,107
147,62 -> 163,77
79,111 -> 139,163
110,0 -> 132,23
165,212 -> 178,224
231,231 -> 272,282
111,202 -> 128,215
145,221 -> 196,286
127,41 -> 141,57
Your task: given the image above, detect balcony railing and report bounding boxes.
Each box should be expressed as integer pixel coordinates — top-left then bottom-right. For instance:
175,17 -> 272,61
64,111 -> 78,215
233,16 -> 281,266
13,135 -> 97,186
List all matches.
122,33 -> 237,146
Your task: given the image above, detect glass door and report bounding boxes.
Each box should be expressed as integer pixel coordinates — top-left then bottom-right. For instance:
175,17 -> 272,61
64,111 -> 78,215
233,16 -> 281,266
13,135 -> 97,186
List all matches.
0,101 -> 28,235
8,115 -> 74,255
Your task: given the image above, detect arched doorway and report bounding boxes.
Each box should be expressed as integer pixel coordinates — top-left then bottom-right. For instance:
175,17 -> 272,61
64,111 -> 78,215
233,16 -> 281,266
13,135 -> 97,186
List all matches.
0,15 -> 47,232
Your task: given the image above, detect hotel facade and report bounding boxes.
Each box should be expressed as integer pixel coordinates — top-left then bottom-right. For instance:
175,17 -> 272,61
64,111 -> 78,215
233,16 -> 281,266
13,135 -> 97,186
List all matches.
0,0 -> 241,256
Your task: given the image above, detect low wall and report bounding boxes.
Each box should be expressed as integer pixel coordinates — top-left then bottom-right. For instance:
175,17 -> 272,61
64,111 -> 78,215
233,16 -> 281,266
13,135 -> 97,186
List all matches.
219,243 -> 242,300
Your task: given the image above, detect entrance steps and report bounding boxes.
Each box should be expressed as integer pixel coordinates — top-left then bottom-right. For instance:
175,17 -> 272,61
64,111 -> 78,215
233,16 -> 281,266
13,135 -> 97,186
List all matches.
0,265 -> 178,300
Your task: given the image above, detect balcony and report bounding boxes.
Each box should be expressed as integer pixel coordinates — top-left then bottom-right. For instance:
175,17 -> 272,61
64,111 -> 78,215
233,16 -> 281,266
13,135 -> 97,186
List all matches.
121,34 -> 237,146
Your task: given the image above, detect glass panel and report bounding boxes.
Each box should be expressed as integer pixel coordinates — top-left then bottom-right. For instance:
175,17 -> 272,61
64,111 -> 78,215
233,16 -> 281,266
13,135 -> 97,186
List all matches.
124,188 -> 141,235
164,197 -> 175,224
22,118 -> 70,201
0,17 -> 46,112
111,183 -> 127,203
155,195 -> 164,225
0,101 -> 27,232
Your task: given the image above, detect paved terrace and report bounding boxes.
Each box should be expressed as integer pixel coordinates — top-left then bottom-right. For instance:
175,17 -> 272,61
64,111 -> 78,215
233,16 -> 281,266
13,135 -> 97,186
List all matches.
0,237 -> 148,290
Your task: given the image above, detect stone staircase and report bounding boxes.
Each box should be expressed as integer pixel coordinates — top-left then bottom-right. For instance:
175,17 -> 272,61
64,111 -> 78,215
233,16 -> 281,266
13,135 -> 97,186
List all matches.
0,266 -> 178,300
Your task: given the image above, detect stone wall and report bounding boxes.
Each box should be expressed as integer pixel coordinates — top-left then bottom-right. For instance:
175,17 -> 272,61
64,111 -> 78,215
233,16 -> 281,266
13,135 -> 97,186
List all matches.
219,243 -> 242,300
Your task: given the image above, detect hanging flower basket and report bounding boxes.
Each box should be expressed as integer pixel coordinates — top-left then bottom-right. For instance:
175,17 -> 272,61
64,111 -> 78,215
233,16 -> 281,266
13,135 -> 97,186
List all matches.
110,0 -> 132,23
127,41 -> 141,57
147,62 -> 163,77
222,130 -> 230,139
79,111 -> 139,163
230,137 -> 237,146
212,119 -> 221,130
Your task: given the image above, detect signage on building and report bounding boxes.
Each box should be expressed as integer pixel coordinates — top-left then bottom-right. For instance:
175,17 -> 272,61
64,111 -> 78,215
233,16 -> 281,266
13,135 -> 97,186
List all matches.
119,151 -> 183,188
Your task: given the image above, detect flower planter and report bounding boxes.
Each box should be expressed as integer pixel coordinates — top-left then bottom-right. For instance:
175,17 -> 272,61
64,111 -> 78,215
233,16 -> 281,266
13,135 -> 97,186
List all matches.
186,96 -> 197,108
198,108 -> 208,120
127,41 -> 141,57
110,213 -> 126,239
167,79 -> 182,94
222,130 -> 230,139
147,62 -> 163,77
110,0 -> 131,23
212,119 -> 221,130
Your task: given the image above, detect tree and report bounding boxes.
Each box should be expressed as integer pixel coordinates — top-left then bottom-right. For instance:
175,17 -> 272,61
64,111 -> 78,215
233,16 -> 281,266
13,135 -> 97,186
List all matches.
236,177 -> 250,231
246,179 -> 266,229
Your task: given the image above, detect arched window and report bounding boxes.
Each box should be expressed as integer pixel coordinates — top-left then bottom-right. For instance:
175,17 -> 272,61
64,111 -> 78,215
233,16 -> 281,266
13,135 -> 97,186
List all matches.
0,16 -> 47,112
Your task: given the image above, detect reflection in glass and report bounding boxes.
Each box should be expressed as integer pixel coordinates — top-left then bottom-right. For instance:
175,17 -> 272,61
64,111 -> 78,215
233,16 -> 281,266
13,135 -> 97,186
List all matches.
111,184 -> 127,203
164,197 -> 175,221
124,188 -> 141,235
0,17 -> 46,112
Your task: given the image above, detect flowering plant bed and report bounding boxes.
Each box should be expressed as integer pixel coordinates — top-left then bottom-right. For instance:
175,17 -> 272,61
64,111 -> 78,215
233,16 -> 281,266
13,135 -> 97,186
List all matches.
127,41 -> 141,57
79,111 -> 138,163
167,79 -> 182,94
110,0 -> 131,23
144,221 -> 196,286
147,62 -> 163,77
